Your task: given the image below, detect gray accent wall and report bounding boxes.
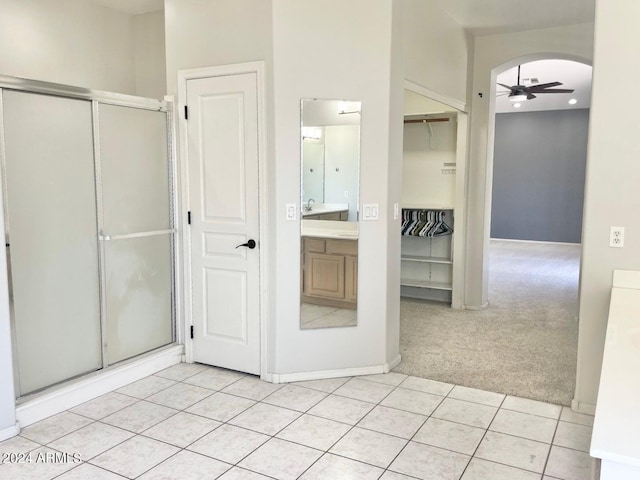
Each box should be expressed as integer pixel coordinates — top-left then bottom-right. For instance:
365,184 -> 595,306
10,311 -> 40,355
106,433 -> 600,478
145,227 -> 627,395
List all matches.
491,109 -> 589,243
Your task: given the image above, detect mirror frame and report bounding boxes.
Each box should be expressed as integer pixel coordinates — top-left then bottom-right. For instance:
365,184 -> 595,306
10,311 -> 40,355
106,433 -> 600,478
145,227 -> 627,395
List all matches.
299,98 -> 362,330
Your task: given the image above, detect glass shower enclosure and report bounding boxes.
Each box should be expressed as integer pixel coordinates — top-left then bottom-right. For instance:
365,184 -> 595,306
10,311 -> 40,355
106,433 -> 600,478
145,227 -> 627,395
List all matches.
0,79 -> 175,397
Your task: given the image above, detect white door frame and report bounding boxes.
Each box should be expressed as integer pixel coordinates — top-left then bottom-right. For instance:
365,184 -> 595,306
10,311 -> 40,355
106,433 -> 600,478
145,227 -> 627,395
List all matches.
403,80 -> 469,309
177,62 -> 269,380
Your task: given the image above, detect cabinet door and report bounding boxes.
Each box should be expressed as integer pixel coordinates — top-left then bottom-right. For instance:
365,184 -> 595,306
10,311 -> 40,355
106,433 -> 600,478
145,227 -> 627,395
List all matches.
345,255 -> 358,302
305,253 -> 345,299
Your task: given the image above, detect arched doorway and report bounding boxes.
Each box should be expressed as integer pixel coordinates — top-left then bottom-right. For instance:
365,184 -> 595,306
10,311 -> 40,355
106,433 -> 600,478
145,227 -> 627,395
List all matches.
483,54 -> 593,404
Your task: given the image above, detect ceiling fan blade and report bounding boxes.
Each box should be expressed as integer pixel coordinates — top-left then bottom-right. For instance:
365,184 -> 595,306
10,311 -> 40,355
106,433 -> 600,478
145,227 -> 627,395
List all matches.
497,83 -> 514,91
528,81 -> 562,90
527,93 -> 537,100
495,92 -> 511,97
536,89 -> 575,94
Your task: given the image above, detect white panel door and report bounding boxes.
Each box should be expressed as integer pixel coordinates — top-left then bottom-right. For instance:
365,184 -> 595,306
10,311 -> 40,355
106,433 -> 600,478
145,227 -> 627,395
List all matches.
187,73 -> 260,374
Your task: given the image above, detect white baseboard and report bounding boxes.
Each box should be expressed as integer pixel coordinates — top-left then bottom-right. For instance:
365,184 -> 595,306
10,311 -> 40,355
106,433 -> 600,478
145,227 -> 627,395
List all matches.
464,302 -> 489,311
16,344 -> 183,428
386,354 -> 402,372
0,423 -> 20,441
270,363 -> 392,384
491,237 -> 581,246
572,398 -> 596,416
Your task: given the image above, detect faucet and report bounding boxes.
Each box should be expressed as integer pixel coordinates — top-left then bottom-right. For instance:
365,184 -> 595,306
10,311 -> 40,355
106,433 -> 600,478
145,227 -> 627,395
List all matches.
305,198 -> 315,212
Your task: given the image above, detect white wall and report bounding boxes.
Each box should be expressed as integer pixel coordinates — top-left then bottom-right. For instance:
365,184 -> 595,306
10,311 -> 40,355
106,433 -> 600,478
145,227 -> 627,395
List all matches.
385,0 -> 405,365
401,0 -> 469,105
0,0 -> 136,94
0,0 -> 166,98
164,0 -> 273,94
133,11 -> 166,99
576,0 -> 640,409
163,0 -> 467,378
324,125 -> 360,222
272,0 -> 400,374
164,0 -> 277,368
402,119 -> 457,207
464,23 -> 597,408
465,23 -> 594,309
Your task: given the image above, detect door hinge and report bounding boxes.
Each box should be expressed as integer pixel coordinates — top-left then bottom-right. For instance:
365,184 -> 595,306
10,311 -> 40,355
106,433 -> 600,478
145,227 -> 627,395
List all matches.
190,325 -> 194,339
187,211 -> 191,225
184,105 -> 188,120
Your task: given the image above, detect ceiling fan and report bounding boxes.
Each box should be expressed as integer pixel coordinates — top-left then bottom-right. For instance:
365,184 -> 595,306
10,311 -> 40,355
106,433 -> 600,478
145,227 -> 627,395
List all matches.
497,65 -> 574,102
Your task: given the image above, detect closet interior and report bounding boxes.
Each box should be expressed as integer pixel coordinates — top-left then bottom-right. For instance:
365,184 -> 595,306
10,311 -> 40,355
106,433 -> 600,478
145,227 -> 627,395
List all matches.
401,90 -> 466,308
1,78 -> 175,397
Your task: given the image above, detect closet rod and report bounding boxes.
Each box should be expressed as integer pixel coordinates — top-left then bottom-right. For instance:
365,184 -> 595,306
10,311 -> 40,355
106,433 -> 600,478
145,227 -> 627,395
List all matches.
404,118 -> 449,124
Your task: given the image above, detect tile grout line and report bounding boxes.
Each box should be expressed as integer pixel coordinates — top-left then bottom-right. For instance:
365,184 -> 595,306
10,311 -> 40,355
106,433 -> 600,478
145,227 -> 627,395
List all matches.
541,411 -> 563,478
299,376 -> 420,478
378,379 -> 450,478
457,392 -> 507,479
9,367 -> 595,480
281,376 -> 386,478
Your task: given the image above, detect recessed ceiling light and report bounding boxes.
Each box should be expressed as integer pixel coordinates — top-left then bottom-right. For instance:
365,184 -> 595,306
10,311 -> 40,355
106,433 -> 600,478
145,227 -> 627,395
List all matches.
513,103 -> 522,108
568,98 -> 578,105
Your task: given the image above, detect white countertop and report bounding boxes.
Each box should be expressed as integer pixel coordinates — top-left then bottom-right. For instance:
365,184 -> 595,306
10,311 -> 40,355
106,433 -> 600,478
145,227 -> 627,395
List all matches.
591,270 -> 640,467
301,219 -> 358,239
302,202 -> 349,217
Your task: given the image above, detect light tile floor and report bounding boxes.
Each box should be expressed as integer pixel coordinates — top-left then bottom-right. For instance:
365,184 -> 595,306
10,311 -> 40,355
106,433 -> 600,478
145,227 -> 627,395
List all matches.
0,363 -> 598,480
300,303 -> 357,329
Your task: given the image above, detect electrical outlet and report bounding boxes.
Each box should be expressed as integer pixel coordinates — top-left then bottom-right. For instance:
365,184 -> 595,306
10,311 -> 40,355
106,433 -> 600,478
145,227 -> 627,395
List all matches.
610,226 -> 624,247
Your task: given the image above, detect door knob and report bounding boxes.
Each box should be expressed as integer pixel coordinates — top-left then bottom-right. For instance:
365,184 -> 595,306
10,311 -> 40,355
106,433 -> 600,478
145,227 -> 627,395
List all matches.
235,239 -> 256,249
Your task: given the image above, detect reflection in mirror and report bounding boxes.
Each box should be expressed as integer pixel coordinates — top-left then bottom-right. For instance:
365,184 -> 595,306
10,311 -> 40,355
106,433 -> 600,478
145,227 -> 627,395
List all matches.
300,99 -> 361,329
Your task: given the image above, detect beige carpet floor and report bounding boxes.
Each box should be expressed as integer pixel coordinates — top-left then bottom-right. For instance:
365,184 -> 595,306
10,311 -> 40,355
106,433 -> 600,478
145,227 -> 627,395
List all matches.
394,239 -> 580,406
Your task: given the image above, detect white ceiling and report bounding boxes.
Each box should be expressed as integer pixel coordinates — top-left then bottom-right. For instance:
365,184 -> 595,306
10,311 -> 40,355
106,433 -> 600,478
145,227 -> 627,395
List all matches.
495,60 -> 592,113
434,0 -> 595,36
89,0 -> 163,15
89,0 -> 595,31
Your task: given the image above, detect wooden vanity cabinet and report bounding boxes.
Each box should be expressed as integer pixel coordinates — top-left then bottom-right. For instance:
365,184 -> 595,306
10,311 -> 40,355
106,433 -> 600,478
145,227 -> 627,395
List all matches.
302,237 -> 357,309
303,210 -> 348,221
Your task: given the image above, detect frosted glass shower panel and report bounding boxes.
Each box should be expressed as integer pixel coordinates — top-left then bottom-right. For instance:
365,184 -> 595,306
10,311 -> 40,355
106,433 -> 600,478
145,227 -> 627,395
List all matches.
98,104 -> 170,234
3,91 -> 102,395
105,235 -> 173,364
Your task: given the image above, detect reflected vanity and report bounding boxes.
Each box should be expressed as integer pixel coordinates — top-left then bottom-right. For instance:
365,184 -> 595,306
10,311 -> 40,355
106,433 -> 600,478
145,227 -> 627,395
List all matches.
300,99 -> 361,329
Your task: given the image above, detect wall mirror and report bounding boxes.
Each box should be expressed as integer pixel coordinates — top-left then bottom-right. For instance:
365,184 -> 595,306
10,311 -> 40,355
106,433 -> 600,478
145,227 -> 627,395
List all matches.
300,98 -> 361,329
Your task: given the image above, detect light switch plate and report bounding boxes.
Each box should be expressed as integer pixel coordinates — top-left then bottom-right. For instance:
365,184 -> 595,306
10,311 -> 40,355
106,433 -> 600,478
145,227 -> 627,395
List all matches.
286,203 -> 296,221
362,203 -> 379,221
394,203 -> 399,220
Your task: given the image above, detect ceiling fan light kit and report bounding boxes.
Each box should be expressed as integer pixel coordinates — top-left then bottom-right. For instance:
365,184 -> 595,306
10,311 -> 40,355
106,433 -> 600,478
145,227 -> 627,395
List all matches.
498,65 -> 575,103
509,93 -> 528,102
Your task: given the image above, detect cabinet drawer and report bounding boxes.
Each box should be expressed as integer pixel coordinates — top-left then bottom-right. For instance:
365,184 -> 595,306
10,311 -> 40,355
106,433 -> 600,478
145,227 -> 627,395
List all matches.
305,238 -> 325,253
326,239 -> 357,256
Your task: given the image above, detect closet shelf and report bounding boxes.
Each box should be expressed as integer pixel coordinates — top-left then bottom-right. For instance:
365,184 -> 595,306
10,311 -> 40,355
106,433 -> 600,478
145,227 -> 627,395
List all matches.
402,203 -> 455,210
400,279 -> 453,291
401,255 -> 452,265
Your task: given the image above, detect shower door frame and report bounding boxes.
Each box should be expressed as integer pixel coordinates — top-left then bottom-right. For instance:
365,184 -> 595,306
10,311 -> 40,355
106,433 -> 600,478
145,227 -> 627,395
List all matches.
0,75 -> 179,398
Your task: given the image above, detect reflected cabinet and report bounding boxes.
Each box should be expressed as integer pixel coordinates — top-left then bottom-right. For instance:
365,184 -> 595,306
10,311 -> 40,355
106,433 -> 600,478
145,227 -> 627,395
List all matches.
300,98 -> 361,329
